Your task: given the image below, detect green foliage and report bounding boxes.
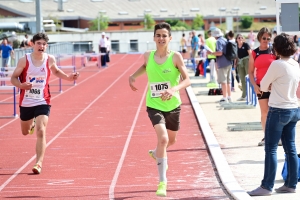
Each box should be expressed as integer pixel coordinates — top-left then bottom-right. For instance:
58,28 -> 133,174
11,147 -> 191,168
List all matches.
240,16 -> 253,29
89,14 -> 109,31
191,14 -> 204,30
141,14 -> 155,29
165,19 -> 191,30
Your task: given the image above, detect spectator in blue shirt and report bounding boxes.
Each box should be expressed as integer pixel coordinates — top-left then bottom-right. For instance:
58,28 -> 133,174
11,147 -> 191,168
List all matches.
190,30 -> 199,71
0,38 -> 14,71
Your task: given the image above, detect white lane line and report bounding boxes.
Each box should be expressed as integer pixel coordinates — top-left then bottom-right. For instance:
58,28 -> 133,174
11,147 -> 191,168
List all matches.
0,54 -> 140,192
109,83 -> 148,200
0,55 -> 128,129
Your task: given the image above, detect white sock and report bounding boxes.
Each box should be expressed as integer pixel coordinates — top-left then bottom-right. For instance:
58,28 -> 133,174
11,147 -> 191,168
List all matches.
156,157 -> 167,182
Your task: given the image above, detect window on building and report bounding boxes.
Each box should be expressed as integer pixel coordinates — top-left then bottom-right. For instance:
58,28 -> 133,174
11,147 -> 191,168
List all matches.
124,23 -> 140,26
130,40 -> 138,52
111,40 -> 119,53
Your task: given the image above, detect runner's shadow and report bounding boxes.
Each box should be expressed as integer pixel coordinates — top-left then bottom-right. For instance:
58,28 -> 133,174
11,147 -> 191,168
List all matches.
0,173 -> 31,176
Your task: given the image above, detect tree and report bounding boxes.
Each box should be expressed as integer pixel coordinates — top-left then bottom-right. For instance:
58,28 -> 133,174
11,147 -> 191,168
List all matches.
191,14 -> 204,30
240,16 -> 253,29
89,14 -> 109,31
165,19 -> 190,30
142,14 -> 155,30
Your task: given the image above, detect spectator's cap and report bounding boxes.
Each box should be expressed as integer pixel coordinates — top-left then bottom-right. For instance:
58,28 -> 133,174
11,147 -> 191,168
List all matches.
102,32 -> 105,35
211,28 -> 224,37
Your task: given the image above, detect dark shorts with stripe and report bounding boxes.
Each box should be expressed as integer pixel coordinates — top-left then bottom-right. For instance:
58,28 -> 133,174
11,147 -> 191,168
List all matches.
20,105 -> 51,121
146,106 -> 181,131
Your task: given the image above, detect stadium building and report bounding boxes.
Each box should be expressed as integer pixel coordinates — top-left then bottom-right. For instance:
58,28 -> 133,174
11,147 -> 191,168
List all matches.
0,0 -> 276,32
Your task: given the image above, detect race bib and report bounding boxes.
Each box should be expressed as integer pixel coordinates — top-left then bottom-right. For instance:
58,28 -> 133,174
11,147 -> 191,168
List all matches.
150,81 -> 171,98
25,76 -> 45,100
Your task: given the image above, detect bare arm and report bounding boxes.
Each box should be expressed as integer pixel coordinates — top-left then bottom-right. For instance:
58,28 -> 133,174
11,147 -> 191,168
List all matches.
10,56 -> 32,90
248,54 -> 261,94
160,52 -> 191,101
49,55 -> 79,81
172,52 -> 191,91
129,51 -> 149,91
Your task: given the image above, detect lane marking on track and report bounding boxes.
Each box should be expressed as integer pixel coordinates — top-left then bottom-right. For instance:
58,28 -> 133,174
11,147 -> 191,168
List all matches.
109,83 -> 148,200
0,54 -> 140,192
0,55 -> 127,129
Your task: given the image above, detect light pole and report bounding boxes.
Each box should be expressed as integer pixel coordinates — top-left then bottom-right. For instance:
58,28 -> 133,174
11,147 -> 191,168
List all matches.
144,11 -> 147,29
182,8 -> 184,23
232,7 -> 240,33
219,7 -> 226,26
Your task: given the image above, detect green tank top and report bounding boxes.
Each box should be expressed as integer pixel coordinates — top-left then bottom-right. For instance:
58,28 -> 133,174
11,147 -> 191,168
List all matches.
146,50 -> 181,111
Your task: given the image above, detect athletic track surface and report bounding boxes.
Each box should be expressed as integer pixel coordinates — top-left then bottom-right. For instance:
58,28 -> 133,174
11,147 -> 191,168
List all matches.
0,54 -> 230,200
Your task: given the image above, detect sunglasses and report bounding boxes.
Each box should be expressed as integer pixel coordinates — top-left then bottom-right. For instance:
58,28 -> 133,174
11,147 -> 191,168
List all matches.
262,37 -> 271,41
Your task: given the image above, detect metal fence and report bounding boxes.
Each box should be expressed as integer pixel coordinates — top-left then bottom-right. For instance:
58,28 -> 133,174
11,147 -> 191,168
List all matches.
4,40 -> 182,67
7,42 -> 73,67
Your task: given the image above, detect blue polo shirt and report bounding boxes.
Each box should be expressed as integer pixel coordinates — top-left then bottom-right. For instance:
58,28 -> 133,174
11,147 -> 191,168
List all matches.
0,44 -> 13,58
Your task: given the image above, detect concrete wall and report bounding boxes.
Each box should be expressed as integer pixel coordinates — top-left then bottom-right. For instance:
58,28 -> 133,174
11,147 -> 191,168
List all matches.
16,30 -> 204,53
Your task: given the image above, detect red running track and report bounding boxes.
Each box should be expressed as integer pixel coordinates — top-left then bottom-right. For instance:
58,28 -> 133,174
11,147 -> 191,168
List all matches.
0,54 -> 229,199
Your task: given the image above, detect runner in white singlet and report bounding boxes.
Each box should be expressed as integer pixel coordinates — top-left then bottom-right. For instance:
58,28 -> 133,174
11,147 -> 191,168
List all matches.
10,32 -> 80,174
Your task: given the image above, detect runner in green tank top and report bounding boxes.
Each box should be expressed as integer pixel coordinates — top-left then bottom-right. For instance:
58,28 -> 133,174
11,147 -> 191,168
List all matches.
129,22 -> 190,197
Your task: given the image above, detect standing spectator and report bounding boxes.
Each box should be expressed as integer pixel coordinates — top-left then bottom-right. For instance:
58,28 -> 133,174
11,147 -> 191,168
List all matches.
99,32 -> 108,67
236,34 -> 251,101
0,38 -> 14,71
198,34 -> 205,57
226,31 -> 239,92
19,34 -> 29,48
210,28 -> 233,103
190,30 -> 199,71
248,33 -> 300,196
248,30 -> 256,49
187,32 -> 192,54
248,27 -> 277,146
205,30 -> 217,83
106,36 -> 111,63
180,33 -> 187,54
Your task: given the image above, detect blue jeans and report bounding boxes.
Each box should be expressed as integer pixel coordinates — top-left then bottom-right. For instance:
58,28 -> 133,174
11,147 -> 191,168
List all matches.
261,107 -> 299,191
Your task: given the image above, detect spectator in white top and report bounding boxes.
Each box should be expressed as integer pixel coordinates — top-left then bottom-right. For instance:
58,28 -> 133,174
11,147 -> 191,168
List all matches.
248,33 -> 300,196
99,32 -> 108,67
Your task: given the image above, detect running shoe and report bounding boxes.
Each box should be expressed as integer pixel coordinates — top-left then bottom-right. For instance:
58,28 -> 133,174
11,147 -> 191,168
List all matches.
156,182 -> 167,197
148,150 -> 156,160
149,150 -> 168,170
32,163 -> 42,174
29,118 -> 36,135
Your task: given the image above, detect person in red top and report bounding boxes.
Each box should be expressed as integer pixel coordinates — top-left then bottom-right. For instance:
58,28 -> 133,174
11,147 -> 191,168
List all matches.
248,27 -> 277,146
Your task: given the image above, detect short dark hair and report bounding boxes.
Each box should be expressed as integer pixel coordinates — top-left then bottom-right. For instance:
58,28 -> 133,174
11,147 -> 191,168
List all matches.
227,30 -> 234,38
182,33 -> 185,37
273,33 -> 296,57
154,22 -> 171,36
32,32 -> 49,43
257,27 -> 272,41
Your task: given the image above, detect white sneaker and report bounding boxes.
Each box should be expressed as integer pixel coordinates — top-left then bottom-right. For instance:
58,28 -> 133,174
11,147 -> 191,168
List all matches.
227,97 -> 232,103
219,98 -> 228,103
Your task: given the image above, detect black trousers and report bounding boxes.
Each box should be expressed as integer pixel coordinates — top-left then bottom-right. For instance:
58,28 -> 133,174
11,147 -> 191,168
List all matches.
100,47 -> 107,66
